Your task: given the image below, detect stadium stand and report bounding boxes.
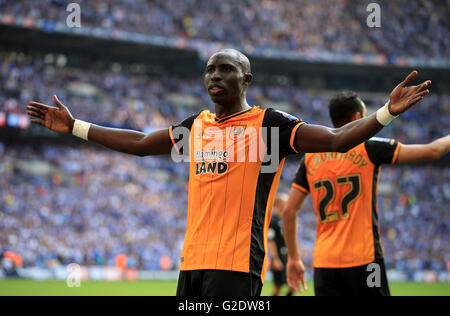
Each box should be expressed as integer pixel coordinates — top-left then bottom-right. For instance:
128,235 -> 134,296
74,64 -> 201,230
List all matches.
0,0 -> 448,66
1,52 -> 448,142
0,144 -> 448,275
0,0 -> 448,282
0,51 -> 448,277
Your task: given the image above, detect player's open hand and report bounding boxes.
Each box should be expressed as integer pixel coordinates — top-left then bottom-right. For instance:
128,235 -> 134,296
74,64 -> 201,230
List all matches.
26,95 -> 75,134
286,258 -> 308,294
388,71 -> 431,116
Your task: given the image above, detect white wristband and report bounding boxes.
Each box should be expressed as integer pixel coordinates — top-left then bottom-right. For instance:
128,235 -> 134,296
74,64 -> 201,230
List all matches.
72,119 -> 91,141
376,102 -> 398,126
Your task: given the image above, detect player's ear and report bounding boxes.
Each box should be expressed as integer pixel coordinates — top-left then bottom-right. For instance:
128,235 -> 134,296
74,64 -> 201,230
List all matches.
352,112 -> 363,121
243,73 -> 253,87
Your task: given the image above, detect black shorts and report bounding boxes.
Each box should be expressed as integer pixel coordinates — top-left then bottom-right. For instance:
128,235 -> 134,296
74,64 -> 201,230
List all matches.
271,269 -> 287,287
176,270 -> 263,297
314,259 -> 391,296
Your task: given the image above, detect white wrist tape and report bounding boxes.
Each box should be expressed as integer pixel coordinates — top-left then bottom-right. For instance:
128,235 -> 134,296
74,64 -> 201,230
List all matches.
376,102 -> 398,126
72,119 -> 91,141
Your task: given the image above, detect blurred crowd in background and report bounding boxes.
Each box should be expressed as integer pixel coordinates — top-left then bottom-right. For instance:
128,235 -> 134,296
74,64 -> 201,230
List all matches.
0,144 -> 189,271
1,144 -> 448,275
0,0 -> 448,60
1,53 -> 449,144
0,0 -> 449,278
0,51 -> 449,275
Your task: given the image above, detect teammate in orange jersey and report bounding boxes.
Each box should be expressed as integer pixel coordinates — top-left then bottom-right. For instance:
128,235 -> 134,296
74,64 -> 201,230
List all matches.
283,91 -> 450,296
26,49 -> 431,296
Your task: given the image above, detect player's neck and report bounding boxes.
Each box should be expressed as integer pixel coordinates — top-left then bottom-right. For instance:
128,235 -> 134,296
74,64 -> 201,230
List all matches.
214,98 -> 251,119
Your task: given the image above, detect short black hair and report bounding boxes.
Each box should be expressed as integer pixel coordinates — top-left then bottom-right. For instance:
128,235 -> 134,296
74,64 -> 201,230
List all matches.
329,91 -> 364,128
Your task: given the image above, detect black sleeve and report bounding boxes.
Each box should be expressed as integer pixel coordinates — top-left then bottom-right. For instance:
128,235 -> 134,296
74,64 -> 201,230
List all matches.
365,137 -> 401,165
292,157 -> 310,193
170,113 -> 200,155
262,108 -> 306,159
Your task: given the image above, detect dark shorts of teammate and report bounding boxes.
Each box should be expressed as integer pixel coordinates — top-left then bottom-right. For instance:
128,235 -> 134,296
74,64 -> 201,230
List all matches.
271,268 -> 287,287
314,259 -> 391,296
176,270 -> 263,296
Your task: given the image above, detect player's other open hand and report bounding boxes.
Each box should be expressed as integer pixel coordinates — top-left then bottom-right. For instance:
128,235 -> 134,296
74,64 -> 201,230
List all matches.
389,71 -> 431,116
26,95 -> 75,134
286,258 -> 308,294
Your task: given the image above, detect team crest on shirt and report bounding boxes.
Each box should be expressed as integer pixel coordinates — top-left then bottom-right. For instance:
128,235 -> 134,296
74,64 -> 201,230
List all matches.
229,125 -> 247,139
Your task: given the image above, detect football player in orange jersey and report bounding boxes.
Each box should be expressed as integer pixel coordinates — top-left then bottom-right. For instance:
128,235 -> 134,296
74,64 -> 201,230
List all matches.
26,49 -> 431,296
284,91 -> 449,296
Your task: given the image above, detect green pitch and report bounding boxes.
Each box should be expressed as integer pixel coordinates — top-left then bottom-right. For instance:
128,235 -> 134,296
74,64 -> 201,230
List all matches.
0,280 -> 449,296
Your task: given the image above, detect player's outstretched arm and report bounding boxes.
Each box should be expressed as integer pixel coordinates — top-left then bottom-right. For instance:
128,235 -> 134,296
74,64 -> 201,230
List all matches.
396,135 -> 450,164
26,95 -> 173,156
283,187 -> 309,294
295,71 -> 432,153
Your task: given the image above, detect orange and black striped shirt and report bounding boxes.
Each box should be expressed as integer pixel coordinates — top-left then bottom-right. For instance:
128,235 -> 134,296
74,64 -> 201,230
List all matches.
293,137 -> 401,268
169,106 -> 305,282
